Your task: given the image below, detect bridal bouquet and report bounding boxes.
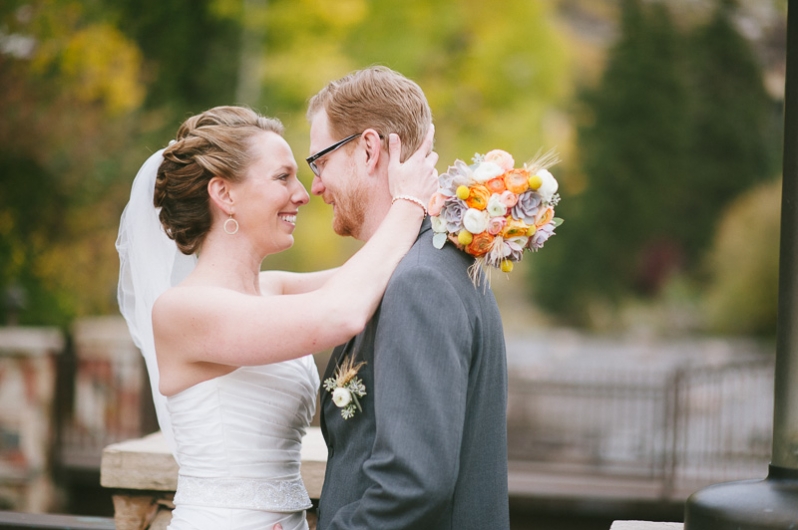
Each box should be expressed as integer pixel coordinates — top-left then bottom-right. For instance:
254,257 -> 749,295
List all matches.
428,148 -> 562,284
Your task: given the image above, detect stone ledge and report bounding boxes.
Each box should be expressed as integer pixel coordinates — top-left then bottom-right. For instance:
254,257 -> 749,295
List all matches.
0,327 -> 63,356
610,522 -> 684,530
100,427 -> 328,498
100,432 -> 179,491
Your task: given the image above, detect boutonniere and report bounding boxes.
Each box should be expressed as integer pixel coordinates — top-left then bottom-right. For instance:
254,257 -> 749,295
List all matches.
323,355 -> 367,420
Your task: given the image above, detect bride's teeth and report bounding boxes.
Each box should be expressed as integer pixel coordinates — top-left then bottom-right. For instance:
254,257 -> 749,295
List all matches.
279,215 -> 296,224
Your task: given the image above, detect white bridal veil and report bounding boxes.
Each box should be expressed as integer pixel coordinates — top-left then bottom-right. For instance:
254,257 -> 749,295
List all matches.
116,148 -> 197,454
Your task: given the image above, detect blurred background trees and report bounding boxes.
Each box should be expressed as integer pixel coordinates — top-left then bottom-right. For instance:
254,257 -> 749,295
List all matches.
0,0 -> 787,337
531,0 -> 784,334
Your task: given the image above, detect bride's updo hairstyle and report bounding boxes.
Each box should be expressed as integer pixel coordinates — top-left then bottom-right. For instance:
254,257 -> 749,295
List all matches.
154,106 -> 283,255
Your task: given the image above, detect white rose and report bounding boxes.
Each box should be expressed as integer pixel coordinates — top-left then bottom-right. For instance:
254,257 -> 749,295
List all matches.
430,214 -> 447,233
462,208 -> 490,234
332,387 -> 352,408
536,169 -> 559,203
472,161 -> 504,183
486,194 -> 507,217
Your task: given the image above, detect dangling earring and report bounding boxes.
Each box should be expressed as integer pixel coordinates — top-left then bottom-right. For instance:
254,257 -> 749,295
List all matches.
223,215 -> 239,235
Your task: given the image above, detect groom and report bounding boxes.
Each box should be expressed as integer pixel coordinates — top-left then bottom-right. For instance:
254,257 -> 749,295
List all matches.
307,66 -> 510,530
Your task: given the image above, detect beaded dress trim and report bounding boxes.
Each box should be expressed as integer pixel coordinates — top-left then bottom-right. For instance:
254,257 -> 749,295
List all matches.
174,475 -> 312,512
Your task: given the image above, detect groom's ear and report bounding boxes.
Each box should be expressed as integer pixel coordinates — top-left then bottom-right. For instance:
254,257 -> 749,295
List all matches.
207,176 -> 235,215
361,129 -> 384,175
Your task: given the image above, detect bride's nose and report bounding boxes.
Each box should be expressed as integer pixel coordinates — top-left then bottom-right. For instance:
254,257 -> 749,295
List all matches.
292,180 -> 309,206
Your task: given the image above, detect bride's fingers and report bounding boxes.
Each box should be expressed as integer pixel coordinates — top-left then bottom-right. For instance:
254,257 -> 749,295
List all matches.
272,524 -> 283,530
426,150 -> 439,169
388,133 -> 402,170
388,124 -> 436,170
420,124 -> 435,156
386,125 -> 439,201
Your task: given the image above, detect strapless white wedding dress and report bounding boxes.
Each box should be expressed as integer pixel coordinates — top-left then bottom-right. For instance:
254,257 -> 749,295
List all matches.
166,355 -> 319,530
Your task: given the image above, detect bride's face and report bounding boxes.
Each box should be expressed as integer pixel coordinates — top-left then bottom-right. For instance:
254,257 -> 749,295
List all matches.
232,131 -> 309,255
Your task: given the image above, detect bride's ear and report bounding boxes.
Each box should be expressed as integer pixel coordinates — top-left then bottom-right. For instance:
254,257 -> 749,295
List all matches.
208,176 -> 235,215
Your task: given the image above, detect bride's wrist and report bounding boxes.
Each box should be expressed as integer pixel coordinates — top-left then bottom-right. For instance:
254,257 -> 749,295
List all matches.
391,194 -> 428,217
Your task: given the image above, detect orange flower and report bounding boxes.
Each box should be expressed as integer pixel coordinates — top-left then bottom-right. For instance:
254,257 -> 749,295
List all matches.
535,207 -> 554,228
466,232 -> 494,257
502,217 -> 529,238
485,177 -> 507,194
427,192 -> 447,217
503,168 -> 531,194
465,185 -> 491,210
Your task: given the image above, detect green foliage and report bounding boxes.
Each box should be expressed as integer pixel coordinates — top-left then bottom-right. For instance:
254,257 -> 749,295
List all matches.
684,0 -> 781,257
532,0 -> 781,323
247,0 -> 572,274
0,0 -> 146,325
703,179 -> 781,336
1,0 -> 785,334
107,0 -> 241,113
371,0 -> 569,162
0,154 -> 66,324
1,0 -> 572,326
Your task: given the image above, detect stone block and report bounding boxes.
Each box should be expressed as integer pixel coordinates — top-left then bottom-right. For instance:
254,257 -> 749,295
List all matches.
610,522 -> 684,530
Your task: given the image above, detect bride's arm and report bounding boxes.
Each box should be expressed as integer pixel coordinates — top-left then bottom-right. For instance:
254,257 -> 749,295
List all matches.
154,129 -> 438,369
259,269 -> 339,295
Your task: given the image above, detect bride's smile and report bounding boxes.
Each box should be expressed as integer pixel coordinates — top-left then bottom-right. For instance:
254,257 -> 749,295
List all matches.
230,130 -> 309,256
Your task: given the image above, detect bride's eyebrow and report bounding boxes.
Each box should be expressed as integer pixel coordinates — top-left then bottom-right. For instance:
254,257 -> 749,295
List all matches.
274,164 -> 297,175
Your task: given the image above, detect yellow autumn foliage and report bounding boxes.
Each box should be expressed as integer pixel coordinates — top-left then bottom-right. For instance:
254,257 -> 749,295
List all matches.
703,179 -> 782,335
60,24 -> 145,114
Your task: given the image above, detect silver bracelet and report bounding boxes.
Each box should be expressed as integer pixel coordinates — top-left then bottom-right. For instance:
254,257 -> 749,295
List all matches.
391,195 -> 428,216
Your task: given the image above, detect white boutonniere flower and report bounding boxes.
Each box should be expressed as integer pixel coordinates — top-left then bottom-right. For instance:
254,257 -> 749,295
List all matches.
323,356 -> 367,420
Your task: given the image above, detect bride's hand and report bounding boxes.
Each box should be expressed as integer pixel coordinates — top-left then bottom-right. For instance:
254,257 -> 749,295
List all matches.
387,124 -> 439,209
271,524 -> 282,530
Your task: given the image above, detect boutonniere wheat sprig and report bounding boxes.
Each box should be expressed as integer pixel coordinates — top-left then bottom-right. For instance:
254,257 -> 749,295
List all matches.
323,355 -> 367,420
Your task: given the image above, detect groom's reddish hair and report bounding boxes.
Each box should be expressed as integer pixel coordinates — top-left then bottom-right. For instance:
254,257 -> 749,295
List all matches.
307,66 -> 432,163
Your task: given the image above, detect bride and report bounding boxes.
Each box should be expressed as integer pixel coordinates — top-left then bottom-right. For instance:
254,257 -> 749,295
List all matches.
116,106 -> 437,530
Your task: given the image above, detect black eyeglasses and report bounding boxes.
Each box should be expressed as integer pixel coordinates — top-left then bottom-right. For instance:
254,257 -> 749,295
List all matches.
306,132 -> 361,177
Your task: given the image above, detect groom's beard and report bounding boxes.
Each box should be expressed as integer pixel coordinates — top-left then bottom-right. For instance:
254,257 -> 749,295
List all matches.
332,182 -> 368,239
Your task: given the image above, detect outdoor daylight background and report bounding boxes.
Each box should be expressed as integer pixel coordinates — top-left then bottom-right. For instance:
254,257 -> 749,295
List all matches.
0,0 -> 790,527
0,0 -> 788,338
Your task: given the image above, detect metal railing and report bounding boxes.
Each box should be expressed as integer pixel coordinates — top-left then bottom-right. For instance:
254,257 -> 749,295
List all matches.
507,356 -> 774,502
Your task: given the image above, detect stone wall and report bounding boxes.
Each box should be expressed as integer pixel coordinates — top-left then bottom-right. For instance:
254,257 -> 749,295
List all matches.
0,326 -> 64,512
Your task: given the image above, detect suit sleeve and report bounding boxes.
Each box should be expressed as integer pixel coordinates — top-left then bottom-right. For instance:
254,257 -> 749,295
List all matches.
325,264 -> 473,530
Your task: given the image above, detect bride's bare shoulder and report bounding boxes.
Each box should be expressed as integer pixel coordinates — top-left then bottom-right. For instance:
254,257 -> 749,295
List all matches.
153,285 -> 226,322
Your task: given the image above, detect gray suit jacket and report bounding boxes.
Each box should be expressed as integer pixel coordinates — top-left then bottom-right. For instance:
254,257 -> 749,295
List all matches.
318,219 -> 509,530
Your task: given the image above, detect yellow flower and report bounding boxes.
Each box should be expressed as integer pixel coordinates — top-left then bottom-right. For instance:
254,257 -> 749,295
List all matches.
502,217 -> 529,238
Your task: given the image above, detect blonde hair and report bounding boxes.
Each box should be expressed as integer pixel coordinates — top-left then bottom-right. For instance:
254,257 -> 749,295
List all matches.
307,66 -> 432,162
154,106 -> 283,254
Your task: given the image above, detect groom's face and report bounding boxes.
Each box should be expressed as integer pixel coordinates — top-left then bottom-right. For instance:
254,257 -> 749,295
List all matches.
308,111 -> 369,239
